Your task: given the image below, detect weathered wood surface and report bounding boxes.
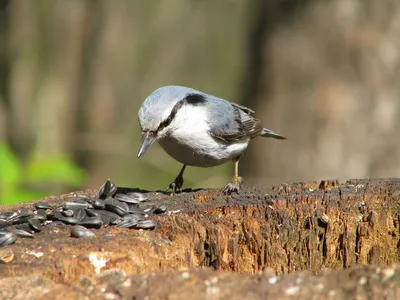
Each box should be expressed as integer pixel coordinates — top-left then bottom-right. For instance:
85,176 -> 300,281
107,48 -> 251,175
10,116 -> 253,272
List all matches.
0,178 -> 399,299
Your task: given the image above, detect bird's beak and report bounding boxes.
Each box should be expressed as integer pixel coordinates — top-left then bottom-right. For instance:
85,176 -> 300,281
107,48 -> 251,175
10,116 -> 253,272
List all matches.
137,131 -> 156,158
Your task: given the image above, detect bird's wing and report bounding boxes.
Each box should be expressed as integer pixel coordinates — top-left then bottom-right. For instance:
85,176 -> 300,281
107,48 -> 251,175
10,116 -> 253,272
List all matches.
208,101 -> 263,143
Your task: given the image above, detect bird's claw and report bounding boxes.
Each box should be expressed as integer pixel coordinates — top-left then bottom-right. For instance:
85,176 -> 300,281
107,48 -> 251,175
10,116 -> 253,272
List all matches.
166,175 -> 184,194
223,183 -> 240,195
223,176 -> 243,195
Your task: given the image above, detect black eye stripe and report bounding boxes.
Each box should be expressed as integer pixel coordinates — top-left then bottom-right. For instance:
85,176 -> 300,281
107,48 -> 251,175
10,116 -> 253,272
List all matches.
156,93 -> 207,132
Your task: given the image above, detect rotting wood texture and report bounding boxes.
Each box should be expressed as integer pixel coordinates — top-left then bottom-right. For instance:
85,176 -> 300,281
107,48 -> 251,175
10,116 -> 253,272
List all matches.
0,179 -> 399,289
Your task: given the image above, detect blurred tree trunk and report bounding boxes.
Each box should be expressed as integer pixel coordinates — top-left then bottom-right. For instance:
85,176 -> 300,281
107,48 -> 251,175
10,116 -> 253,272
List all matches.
244,0 -> 400,184
0,0 -> 10,141
240,0 -> 311,182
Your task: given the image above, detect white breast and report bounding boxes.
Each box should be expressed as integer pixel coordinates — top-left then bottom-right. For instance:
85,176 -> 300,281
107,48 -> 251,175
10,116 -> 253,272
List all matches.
157,104 -> 249,167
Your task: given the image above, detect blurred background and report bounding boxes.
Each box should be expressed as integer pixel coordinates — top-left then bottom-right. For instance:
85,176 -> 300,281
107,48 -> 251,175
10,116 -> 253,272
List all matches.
0,0 -> 399,204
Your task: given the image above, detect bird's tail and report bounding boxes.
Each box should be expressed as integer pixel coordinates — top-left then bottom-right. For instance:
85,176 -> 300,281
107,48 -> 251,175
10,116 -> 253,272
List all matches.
261,128 -> 286,140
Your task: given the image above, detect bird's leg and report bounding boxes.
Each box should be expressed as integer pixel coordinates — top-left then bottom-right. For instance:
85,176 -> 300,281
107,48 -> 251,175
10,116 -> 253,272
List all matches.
167,164 -> 187,194
224,157 -> 242,195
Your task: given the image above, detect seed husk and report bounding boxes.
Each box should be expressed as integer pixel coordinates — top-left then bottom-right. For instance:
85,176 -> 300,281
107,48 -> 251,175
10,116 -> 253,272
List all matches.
0,248 -> 14,263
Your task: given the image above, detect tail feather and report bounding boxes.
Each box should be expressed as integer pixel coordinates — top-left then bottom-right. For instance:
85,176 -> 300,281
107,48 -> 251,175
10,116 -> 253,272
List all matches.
261,128 -> 286,140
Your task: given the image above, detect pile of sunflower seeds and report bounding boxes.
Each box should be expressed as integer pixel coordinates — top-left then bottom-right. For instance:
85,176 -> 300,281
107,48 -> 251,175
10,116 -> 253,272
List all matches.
0,180 -> 166,247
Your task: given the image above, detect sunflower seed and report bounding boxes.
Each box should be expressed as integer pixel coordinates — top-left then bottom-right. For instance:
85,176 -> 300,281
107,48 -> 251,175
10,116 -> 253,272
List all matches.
15,223 -> 34,232
105,199 -> 129,216
126,192 -> 148,202
9,228 -> 35,239
116,219 -> 138,228
28,218 -> 41,232
96,210 -> 121,225
114,194 -> 140,204
5,212 -> 18,221
8,212 -> 32,225
36,209 -> 48,217
74,197 -> 91,203
47,212 -> 63,221
63,202 -> 90,210
0,220 -> 10,229
0,232 -> 17,248
98,179 -> 117,199
136,220 -> 157,230
162,236 -> 172,245
78,217 -> 103,229
153,205 -> 167,214
99,214 -> 110,226
123,213 -> 144,222
128,204 -> 142,213
0,212 -> 14,219
85,209 -> 99,217
89,198 -> 105,210
34,202 -> 54,210
71,225 -> 95,238
58,216 -> 80,225
142,206 -> 155,214
61,210 -> 74,217
73,208 -> 86,221
31,214 -> 47,222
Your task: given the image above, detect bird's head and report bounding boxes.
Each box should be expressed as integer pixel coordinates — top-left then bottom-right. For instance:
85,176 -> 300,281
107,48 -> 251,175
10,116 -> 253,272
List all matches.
137,85 -> 207,158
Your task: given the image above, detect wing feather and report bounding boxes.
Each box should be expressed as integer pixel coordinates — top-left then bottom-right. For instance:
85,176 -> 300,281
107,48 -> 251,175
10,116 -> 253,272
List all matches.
209,102 -> 263,142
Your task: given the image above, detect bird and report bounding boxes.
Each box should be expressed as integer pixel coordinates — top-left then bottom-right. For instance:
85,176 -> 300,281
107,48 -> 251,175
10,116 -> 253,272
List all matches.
137,85 -> 286,194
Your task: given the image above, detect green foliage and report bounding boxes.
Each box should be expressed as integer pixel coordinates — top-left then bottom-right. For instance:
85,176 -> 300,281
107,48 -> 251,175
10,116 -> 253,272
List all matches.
0,143 -> 86,205
26,156 -> 85,186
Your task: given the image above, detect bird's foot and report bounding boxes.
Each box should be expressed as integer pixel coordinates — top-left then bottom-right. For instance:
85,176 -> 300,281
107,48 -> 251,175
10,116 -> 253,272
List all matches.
223,176 -> 243,195
166,174 -> 184,194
